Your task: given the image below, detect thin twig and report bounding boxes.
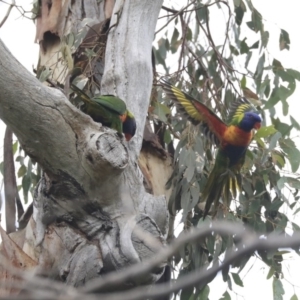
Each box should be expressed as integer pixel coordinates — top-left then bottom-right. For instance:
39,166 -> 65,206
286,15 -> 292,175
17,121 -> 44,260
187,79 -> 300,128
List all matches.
0,0 -> 15,28
155,0 -> 197,35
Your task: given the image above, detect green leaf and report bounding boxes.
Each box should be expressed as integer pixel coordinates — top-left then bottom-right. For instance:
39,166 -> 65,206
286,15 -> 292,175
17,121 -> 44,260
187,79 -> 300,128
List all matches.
277,69 -> 294,83
261,31 -> 269,49
290,116 -> 300,130
292,222 -> 300,231
12,140 -> 18,155
290,295 -> 298,300
235,6 -> 244,26
286,147 -> 300,172
271,152 -> 285,168
286,177 -> 300,189
250,40 -> 259,49
241,75 -> 246,88
197,286 -> 210,300
38,66 -> 51,83
185,164 -> 195,183
277,176 -> 286,190
272,59 -> 284,72
186,27 -> 192,41
269,198 -> 284,211
18,165 -> 27,178
171,28 -> 180,52
164,129 -> 172,145
197,6 -> 209,23
31,0 -> 40,19
255,125 -> 277,138
231,272 -> 244,287
153,102 -> 170,123
230,45 -> 239,56
61,44 -> 73,70
273,278 -> 284,300
279,29 -> 290,50
269,132 -> 282,150
66,32 -> 75,48
157,38 -> 167,60
254,53 -> 265,89
246,9 -> 263,33
154,46 -> 167,69
259,74 -> 270,97
293,208 -> 300,216
267,266 -> 275,279
273,119 -> 292,136
233,0 -> 241,7
245,51 -> 252,69
22,174 -> 32,204
286,68 -> 300,81
220,291 -> 231,300
180,286 -> 194,300
240,38 -> 249,54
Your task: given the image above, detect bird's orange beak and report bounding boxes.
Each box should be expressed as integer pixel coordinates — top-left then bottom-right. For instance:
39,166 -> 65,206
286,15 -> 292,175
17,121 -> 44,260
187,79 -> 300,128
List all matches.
125,133 -> 132,141
254,122 -> 261,130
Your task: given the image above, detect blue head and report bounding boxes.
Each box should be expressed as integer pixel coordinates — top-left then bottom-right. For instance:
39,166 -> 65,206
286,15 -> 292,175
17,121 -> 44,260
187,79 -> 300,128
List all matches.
239,112 -> 261,132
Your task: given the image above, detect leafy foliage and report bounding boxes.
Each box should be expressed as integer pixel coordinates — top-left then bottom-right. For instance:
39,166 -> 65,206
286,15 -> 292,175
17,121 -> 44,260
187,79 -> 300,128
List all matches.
150,0 -> 300,298
2,0 -> 300,298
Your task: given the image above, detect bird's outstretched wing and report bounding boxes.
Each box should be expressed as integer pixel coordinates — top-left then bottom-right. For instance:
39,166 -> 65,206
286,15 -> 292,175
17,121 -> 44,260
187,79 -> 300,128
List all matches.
160,79 -> 227,145
227,97 -> 258,126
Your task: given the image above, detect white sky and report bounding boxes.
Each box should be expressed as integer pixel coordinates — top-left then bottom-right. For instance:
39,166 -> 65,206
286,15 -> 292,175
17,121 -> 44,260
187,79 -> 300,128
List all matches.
1,0 -> 300,299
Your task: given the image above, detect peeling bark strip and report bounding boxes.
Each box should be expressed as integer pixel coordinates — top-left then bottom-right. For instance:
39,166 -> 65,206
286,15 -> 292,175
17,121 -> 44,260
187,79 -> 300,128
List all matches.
0,0 -> 168,291
3,127 -> 17,234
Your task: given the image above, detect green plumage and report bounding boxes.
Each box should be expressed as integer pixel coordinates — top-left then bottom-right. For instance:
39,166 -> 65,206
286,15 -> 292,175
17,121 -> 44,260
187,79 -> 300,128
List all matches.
160,80 -> 261,219
201,149 -> 244,219
71,84 -> 136,140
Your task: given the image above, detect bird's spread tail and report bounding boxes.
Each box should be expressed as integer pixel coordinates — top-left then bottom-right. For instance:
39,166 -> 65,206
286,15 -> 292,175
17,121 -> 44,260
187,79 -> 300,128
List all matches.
201,167 -> 241,219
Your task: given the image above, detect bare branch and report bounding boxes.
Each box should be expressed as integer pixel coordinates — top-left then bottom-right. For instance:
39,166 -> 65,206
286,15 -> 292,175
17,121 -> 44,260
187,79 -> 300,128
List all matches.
0,0 -> 15,28
1,221 -> 300,300
79,221 -> 300,299
155,0 -> 197,35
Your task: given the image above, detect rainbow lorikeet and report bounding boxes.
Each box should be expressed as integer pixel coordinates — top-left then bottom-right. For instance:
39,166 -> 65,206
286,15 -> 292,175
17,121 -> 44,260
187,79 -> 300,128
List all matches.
71,85 -> 136,141
160,80 -> 262,219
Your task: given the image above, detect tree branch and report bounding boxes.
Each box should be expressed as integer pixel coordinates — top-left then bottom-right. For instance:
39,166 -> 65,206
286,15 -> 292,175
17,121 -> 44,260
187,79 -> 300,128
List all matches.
0,0 -> 15,28
80,221 -> 300,300
0,0 -> 168,288
1,221 -> 300,300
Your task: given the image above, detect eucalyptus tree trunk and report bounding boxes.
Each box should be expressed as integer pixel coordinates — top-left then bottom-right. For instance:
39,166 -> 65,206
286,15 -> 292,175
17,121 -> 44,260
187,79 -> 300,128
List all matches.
0,0 -> 169,292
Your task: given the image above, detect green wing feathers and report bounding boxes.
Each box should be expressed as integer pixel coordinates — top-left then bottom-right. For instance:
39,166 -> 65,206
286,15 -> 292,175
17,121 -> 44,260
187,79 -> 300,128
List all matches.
91,95 -> 127,116
160,79 -> 227,145
227,97 -> 256,126
71,84 -> 136,141
159,79 -> 262,219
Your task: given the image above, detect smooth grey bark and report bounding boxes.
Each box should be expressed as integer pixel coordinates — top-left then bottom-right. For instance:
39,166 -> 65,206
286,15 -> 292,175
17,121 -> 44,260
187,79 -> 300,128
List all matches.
0,0 -> 167,288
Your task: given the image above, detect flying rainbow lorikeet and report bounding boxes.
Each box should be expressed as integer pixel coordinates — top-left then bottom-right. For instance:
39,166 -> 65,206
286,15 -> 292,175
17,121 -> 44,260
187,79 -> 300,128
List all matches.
160,79 -> 262,219
71,84 -> 136,141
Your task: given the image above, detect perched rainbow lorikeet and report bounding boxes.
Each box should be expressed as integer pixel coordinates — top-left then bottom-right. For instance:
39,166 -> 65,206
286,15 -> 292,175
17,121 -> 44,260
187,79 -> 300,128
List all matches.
71,84 -> 136,141
160,79 -> 262,219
